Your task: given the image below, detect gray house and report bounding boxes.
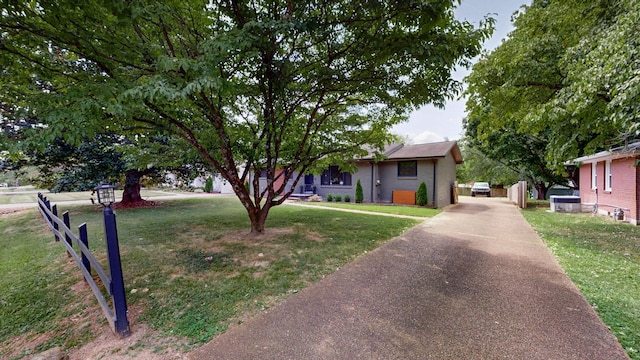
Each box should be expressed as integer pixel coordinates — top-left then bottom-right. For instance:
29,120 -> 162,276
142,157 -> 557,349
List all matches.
277,141 -> 462,208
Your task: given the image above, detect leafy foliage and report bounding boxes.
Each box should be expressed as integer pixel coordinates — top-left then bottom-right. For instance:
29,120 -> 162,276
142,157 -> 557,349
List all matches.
355,179 -> 364,203
15,133 -> 209,203
456,139 -> 520,186
464,0 -> 639,197
0,0 -> 493,232
416,181 -> 428,206
27,134 -> 127,192
204,176 -> 214,193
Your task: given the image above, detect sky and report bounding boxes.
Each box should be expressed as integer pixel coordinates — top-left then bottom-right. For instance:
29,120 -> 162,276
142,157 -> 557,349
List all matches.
391,0 -> 531,144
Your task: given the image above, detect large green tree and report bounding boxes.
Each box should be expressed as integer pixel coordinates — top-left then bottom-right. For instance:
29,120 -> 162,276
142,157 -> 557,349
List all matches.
0,98 -> 206,203
0,0 -> 492,233
456,139 -> 520,187
24,133 -> 208,204
464,0 -> 638,198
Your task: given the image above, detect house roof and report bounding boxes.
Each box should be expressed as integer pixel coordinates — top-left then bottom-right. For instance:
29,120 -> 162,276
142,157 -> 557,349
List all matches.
569,141 -> 640,164
360,143 -> 404,159
612,141 -> 640,152
358,141 -> 463,164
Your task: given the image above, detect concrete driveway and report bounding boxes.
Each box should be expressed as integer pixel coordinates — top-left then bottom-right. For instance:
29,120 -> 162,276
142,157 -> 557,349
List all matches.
189,197 -> 628,359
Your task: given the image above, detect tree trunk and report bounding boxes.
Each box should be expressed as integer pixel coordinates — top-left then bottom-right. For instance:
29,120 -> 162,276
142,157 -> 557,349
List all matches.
250,215 -> 266,234
238,186 -> 273,234
120,170 -> 144,204
567,165 -> 580,189
534,183 -> 548,200
247,202 -> 272,234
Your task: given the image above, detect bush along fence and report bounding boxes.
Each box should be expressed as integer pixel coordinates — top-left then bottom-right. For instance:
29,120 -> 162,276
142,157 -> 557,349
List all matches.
37,193 -> 130,338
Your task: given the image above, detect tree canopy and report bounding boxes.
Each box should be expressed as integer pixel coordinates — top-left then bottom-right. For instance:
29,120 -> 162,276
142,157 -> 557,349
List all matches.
23,133 -> 209,203
455,139 -> 520,187
464,0 -> 639,198
0,0 -> 493,232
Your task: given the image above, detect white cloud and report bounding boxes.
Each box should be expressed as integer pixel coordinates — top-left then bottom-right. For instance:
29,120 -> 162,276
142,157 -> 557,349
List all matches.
392,0 -> 531,143
411,130 -> 445,144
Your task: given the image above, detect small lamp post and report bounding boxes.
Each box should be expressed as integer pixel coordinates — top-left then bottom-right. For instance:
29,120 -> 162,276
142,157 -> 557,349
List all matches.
95,181 -> 116,207
95,181 -> 130,337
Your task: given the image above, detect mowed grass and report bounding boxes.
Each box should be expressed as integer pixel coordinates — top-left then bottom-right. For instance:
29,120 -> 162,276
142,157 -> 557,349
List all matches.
0,197 -> 420,358
521,208 -> 640,359
300,201 -> 441,217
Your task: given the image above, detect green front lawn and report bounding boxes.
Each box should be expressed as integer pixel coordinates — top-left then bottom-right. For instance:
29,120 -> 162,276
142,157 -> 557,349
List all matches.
522,208 -> 640,359
0,197 -> 419,358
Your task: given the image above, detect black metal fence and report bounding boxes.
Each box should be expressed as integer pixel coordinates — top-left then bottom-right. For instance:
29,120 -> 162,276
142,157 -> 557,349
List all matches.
37,193 -> 130,337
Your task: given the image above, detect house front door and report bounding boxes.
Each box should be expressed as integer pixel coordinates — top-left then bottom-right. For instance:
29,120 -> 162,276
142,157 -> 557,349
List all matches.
304,174 -> 315,193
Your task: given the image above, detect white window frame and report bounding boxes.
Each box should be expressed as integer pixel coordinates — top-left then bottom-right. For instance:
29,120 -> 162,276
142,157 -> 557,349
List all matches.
591,162 -> 597,190
605,159 -> 612,191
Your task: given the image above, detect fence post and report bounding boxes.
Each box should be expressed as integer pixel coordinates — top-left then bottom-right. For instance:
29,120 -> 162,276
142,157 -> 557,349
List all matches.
43,197 -> 52,227
63,211 -> 72,257
38,193 -> 44,217
102,206 -> 130,338
52,204 -> 60,242
79,223 -> 91,279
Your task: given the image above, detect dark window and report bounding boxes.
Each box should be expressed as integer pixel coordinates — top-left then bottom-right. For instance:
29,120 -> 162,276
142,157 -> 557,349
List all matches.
304,174 -> 315,184
259,169 -> 267,178
321,165 -> 352,186
398,161 -> 417,177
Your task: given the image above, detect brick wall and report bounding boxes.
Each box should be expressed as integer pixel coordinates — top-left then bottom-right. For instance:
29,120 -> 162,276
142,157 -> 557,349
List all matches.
637,164 -> 640,225
581,157 -> 638,224
579,164 -> 596,204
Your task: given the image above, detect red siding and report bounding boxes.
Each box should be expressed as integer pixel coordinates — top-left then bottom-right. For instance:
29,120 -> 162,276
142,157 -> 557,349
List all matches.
273,168 -> 286,192
580,157 -> 639,224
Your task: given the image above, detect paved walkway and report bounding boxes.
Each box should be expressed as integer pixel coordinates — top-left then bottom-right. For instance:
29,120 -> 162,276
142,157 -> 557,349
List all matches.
190,197 -> 628,360
284,201 -> 430,220
0,191 -> 224,211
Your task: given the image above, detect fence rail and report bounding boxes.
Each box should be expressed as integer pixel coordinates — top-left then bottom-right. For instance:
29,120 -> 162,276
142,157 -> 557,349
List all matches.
37,193 -> 130,337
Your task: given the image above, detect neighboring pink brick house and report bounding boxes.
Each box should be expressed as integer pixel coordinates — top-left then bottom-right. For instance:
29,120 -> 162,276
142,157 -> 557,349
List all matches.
570,142 -> 640,225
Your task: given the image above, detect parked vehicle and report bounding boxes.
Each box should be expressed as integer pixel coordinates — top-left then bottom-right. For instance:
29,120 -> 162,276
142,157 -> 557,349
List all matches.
471,182 -> 491,197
